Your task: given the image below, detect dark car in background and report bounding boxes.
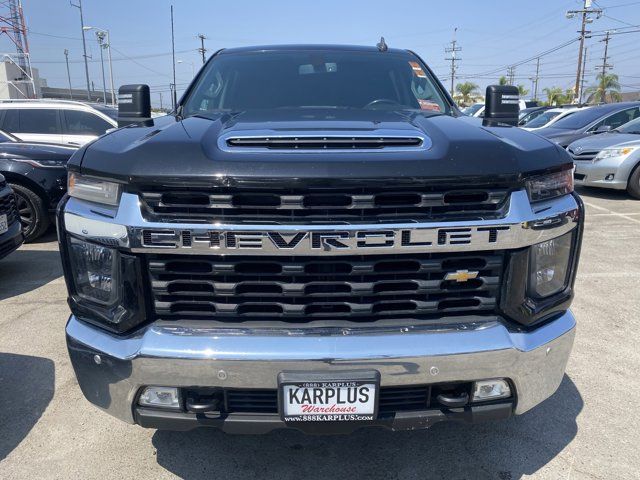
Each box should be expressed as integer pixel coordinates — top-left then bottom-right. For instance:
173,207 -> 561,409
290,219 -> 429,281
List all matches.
536,102 -> 640,147
0,130 -> 76,241
518,105 -> 552,126
0,173 -> 23,259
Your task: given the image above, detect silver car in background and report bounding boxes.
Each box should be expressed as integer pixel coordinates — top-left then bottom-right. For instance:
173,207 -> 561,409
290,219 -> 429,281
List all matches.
568,117 -> 640,198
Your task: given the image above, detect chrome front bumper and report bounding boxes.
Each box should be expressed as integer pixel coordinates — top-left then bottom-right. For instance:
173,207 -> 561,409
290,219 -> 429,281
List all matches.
66,310 -> 576,426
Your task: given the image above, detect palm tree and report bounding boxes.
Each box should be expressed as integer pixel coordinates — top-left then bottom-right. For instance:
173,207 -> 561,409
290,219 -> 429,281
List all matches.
585,73 -> 622,103
517,85 -> 529,97
455,82 -> 480,107
543,87 -> 564,106
498,76 -> 508,86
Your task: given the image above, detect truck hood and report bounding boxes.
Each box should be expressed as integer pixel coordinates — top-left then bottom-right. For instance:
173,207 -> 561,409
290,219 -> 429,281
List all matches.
567,132 -> 640,151
75,109 -> 570,188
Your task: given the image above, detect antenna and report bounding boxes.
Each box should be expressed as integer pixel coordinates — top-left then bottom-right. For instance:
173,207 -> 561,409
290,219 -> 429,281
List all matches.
376,37 -> 388,52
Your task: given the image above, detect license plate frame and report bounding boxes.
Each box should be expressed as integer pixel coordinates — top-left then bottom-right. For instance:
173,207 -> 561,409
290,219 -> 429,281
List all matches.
278,370 -> 380,423
0,214 -> 7,235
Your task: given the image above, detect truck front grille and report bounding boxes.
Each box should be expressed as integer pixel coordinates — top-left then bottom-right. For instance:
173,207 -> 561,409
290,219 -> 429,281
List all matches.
148,251 -> 504,322
139,187 -> 510,224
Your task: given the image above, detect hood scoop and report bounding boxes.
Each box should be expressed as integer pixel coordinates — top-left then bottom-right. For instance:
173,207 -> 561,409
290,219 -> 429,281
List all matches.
219,130 -> 430,152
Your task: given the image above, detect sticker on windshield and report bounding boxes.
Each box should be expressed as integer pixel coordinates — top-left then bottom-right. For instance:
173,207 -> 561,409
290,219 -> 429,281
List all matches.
409,61 -> 427,78
418,99 -> 441,111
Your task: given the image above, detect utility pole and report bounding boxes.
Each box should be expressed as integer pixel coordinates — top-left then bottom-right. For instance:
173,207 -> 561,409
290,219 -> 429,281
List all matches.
566,0 -> 602,102
197,33 -> 207,64
170,5 -> 177,110
70,0 -> 91,101
507,66 -> 516,85
598,31 -> 613,103
444,27 -> 461,97
159,92 -> 163,110
64,49 -> 73,99
579,47 -> 588,104
532,57 -> 540,101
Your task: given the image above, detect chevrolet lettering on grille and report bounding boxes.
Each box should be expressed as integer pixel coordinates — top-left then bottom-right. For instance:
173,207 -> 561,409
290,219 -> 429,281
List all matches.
140,225 -> 511,255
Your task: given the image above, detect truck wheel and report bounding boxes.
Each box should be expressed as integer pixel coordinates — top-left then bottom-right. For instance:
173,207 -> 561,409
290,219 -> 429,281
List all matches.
9,183 -> 50,242
628,165 -> 640,199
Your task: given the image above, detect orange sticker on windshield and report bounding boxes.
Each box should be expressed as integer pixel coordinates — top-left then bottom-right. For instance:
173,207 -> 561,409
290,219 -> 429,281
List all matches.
409,61 -> 427,78
418,99 -> 441,111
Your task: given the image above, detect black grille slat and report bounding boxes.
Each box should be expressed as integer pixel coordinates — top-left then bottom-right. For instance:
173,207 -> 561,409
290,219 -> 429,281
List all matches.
149,252 -> 504,323
0,191 -> 19,226
139,187 -> 510,225
222,386 -> 433,414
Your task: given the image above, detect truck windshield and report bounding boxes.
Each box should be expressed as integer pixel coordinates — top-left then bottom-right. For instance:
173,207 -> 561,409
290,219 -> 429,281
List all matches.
181,50 -> 449,116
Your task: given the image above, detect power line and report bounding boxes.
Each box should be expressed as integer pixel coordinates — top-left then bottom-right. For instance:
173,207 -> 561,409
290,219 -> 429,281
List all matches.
459,38 -> 579,79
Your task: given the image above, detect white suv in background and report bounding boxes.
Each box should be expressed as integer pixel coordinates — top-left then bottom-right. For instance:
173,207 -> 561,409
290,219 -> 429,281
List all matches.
0,100 -> 117,146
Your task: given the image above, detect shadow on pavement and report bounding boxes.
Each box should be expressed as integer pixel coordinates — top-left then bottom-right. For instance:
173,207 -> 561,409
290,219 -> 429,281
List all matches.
0,353 -> 54,461
0,248 -> 63,301
152,375 -> 582,480
575,185 -> 633,201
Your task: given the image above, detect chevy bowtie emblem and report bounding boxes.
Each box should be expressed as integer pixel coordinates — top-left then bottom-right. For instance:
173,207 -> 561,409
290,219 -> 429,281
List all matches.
444,270 -> 479,282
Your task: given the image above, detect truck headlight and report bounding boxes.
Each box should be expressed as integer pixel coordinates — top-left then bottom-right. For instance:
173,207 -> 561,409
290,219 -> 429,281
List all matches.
528,232 -> 573,298
68,237 -> 119,305
594,146 -> 637,161
68,172 -> 121,206
525,170 -> 573,203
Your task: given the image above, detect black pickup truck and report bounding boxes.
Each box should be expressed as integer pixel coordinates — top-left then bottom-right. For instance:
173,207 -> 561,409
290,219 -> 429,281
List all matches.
60,44 -> 582,434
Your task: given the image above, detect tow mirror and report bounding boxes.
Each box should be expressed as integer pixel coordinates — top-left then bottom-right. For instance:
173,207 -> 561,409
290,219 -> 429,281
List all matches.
483,85 -> 519,127
117,84 -> 151,127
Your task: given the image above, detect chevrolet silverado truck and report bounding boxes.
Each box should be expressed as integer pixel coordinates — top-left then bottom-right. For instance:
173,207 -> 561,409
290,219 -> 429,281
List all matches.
60,44 -> 582,434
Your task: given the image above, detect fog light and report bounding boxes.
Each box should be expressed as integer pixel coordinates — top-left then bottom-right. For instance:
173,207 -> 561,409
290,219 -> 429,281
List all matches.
139,386 -> 180,409
605,174 -> 615,181
472,379 -> 511,402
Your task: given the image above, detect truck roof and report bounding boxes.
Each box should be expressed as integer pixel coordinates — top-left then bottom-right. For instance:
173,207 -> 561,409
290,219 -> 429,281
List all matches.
219,44 -> 410,55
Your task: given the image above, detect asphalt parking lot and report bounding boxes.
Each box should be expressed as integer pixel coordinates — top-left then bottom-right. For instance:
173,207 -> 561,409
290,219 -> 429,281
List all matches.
0,186 -> 638,480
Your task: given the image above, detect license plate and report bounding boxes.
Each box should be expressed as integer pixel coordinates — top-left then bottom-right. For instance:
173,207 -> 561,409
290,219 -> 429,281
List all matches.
0,214 -> 7,235
279,371 -> 379,422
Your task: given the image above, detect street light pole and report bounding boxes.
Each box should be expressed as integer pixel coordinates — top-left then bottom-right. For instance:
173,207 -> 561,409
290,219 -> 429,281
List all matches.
64,49 -> 73,100
105,31 -> 115,106
95,32 -> 107,105
84,26 -> 116,106
177,60 -> 195,77
70,0 -> 91,101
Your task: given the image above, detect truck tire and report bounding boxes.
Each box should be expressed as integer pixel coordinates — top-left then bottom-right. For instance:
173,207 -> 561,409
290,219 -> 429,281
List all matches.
628,164 -> 640,199
9,183 -> 50,242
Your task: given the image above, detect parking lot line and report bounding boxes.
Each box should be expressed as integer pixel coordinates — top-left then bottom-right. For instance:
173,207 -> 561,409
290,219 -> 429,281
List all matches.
583,200 -> 640,225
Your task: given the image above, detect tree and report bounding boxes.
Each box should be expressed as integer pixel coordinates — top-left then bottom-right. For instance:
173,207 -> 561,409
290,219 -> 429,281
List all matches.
455,82 -> 480,107
584,73 -> 622,103
517,85 -> 529,97
543,87 -> 564,106
498,76 -> 508,86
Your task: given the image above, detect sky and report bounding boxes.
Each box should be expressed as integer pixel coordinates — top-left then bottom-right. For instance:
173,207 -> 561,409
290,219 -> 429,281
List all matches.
9,0 -> 640,107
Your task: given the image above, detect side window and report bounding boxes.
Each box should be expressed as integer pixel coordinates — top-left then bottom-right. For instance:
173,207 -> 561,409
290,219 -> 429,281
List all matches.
1,109 -> 19,133
593,107 -> 640,130
64,110 -> 112,135
18,109 -> 60,134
